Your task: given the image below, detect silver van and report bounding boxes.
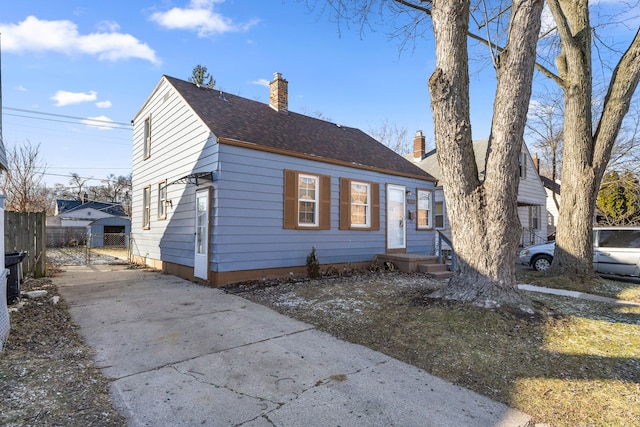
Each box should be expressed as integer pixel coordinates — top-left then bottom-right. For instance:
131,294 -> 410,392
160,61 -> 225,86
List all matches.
519,227 -> 640,276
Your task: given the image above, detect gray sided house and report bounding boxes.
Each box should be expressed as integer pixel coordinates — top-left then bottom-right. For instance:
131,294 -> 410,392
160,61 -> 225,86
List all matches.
131,73 -> 437,286
408,133 -> 548,250
47,199 -> 131,247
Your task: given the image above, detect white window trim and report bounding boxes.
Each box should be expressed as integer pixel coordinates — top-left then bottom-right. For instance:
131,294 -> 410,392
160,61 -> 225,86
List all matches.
143,115 -> 151,160
142,186 -> 151,229
519,152 -> 527,178
417,189 -> 433,229
298,174 -> 319,227
157,180 -> 167,220
529,205 -> 541,230
350,181 -> 371,228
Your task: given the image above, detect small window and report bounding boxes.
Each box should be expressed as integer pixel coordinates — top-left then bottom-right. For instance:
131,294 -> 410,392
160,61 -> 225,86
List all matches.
519,152 -> 527,178
143,115 -> 152,159
339,178 -> 380,231
157,180 -> 167,220
434,201 -> 445,229
350,181 -> 370,228
529,205 -> 541,230
142,186 -> 151,229
283,170 -> 330,230
416,189 -> 433,229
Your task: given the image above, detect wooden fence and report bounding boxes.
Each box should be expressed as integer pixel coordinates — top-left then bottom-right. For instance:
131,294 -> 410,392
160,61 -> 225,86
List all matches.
4,211 -> 46,278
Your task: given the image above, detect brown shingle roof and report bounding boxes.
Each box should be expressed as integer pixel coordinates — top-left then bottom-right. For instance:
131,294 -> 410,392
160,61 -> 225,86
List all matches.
165,75 -> 434,181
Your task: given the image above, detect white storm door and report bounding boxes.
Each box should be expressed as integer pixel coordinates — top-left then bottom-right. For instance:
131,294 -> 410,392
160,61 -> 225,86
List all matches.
387,185 -> 406,250
194,189 -> 210,280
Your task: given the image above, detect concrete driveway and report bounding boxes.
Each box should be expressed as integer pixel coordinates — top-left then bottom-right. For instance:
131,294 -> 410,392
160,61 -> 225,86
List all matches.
55,265 -> 531,426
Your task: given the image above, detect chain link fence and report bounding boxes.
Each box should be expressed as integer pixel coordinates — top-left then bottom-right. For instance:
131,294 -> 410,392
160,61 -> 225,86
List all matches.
46,228 -> 131,266
0,269 -> 9,351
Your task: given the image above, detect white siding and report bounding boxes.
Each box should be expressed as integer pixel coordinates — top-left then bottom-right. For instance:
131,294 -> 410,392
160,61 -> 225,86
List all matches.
517,144 -> 548,243
545,187 -> 560,235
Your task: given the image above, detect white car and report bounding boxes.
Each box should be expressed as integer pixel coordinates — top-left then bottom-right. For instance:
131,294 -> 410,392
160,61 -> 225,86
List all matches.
519,227 -> 640,276
519,241 -> 556,272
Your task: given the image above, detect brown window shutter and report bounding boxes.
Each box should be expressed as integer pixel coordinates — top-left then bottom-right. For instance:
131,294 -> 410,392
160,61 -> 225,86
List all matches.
339,178 -> 350,230
371,182 -> 380,231
319,175 -> 331,230
283,170 -> 297,229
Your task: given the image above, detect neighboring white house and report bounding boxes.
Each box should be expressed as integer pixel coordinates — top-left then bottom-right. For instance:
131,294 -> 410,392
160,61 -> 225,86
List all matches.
407,133 -> 549,250
540,175 -> 561,237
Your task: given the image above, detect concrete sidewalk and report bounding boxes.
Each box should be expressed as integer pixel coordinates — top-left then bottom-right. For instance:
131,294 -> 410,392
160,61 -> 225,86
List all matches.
55,265 -> 531,427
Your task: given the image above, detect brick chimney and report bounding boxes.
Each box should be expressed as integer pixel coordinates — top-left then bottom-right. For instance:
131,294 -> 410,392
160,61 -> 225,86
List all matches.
413,130 -> 425,160
269,72 -> 288,113
533,153 -> 540,173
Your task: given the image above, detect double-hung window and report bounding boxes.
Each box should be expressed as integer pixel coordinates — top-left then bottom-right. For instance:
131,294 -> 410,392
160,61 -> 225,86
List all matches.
142,186 -> 151,229
529,205 -> 541,230
298,174 -> 319,226
157,180 -> 167,220
283,170 -> 330,229
339,178 -> 379,231
519,152 -> 527,178
143,115 -> 152,159
350,181 -> 370,228
416,189 -> 433,229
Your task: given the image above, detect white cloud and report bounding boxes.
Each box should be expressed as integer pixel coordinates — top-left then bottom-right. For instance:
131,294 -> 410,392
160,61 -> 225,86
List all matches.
96,100 -> 112,108
0,16 -> 160,64
251,78 -> 270,87
82,115 -> 117,130
15,85 -> 27,92
51,90 -> 97,107
539,5 -> 556,37
149,0 -> 258,37
97,20 -> 120,32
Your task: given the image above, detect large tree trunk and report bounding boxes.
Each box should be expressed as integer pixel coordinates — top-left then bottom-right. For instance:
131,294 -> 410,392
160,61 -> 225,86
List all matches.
548,0 -> 640,279
428,0 -> 543,312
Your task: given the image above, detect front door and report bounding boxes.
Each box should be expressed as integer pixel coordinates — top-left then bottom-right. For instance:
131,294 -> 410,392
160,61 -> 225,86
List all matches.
194,188 -> 210,280
387,185 -> 406,250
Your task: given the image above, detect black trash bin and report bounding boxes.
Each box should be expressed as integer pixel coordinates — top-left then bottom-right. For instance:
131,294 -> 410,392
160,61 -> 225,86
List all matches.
5,251 -> 27,304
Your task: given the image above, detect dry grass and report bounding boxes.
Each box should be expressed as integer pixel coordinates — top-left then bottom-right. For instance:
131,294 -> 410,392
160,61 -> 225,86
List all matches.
234,272 -> 640,427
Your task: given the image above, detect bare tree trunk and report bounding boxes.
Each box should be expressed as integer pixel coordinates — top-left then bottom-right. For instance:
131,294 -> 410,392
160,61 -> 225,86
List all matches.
549,0 -> 640,278
428,0 -> 543,311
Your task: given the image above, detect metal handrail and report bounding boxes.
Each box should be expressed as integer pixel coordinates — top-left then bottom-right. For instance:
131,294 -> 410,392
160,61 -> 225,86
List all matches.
520,227 -> 548,246
437,230 -> 455,271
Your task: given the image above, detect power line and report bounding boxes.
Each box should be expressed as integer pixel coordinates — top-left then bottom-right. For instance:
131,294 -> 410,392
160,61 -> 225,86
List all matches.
4,112 -> 129,130
4,119 -> 132,145
42,172 -> 130,182
3,106 -> 132,127
47,166 -> 131,170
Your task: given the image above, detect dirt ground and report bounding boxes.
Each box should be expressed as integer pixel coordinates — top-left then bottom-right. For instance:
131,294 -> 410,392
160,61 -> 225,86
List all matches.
1,249 -> 130,426
0,274 -> 126,426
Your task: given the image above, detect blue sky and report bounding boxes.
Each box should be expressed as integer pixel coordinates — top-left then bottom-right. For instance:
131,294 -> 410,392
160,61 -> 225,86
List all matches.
0,0 -> 481,187
1,1 -> 635,188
